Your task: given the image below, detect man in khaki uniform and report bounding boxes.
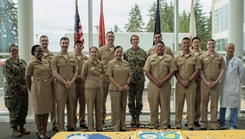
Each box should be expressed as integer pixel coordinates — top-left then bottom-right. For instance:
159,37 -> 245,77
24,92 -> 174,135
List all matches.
51,37 -> 78,132
147,33 -> 174,58
39,35 -> 57,131
174,37 -> 201,130
73,40 -> 88,128
200,39 -> 225,130
98,31 -> 115,123
144,41 -> 176,129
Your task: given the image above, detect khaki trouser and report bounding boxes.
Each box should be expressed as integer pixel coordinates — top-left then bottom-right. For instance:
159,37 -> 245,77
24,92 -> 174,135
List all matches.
74,82 -> 86,126
55,82 -> 75,132
50,81 -> 57,128
148,82 -> 171,129
201,81 -> 220,129
101,74 -> 110,121
175,81 -> 196,128
85,88 -> 103,131
110,90 -> 128,131
194,79 -> 201,122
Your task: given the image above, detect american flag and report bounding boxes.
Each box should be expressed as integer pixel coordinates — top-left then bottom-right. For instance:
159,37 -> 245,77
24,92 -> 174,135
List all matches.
74,0 -> 84,44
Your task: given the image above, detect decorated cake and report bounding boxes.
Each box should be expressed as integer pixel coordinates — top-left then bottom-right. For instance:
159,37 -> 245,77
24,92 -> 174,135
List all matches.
137,130 -> 185,139
66,133 -> 111,139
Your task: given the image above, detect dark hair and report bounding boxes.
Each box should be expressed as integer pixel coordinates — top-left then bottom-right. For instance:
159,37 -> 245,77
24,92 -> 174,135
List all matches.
130,35 -> 139,43
192,36 -> 201,42
31,44 -> 41,55
39,35 -> 48,42
155,41 -> 165,46
9,44 -> 18,52
114,45 -> 123,52
182,37 -> 190,42
89,46 -> 98,53
154,33 -> 162,37
74,40 -> 83,45
206,38 -> 216,45
60,37 -> 69,43
106,31 -> 114,36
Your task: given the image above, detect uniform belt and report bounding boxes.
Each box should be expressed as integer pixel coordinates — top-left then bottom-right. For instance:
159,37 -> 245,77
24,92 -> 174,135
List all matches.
34,79 -> 49,82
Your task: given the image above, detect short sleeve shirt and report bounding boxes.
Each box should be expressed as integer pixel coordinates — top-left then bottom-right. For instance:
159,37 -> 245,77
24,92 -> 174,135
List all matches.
98,45 -> 115,73
106,58 -> 131,91
144,54 -> 177,81
200,52 -> 226,81
26,58 -> 50,81
174,52 -> 201,80
81,59 -> 103,89
51,52 -> 78,81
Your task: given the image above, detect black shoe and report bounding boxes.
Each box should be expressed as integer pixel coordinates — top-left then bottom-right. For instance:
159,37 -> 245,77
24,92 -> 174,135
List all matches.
120,129 -> 128,131
67,128 -> 75,131
102,120 -> 105,125
176,127 -> 181,130
200,128 -> 207,130
189,128 -> 194,130
184,123 -> 188,127
96,130 -> 103,132
194,122 -> 201,127
80,124 -> 88,129
168,124 -> 171,128
52,127 -> 58,132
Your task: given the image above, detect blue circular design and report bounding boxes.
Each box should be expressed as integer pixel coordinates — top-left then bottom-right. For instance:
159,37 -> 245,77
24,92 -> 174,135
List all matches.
138,132 -> 161,139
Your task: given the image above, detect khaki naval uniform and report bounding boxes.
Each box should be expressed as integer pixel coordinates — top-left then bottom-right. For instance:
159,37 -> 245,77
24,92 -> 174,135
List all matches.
200,52 -> 226,129
43,51 -> 57,128
144,54 -> 177,129
174,52 -> 201,128
73,53 -> 88,126
147,45 -> 174,58
191,50 -> 204,123
81,59 -> 103,131
26,58 -> 52,114
106,58 -> 131,131
98,45 -> 115,121
51,53 -> 77,131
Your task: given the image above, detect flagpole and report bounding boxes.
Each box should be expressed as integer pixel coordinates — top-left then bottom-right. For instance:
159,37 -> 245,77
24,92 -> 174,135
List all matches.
88,0 -> 93,49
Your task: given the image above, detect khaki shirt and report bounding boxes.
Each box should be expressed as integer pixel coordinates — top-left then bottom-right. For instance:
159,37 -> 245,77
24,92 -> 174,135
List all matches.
147,45 -> 174,58
174,52 -> 201,80
106,58 -> 131,91
42,51 -> 54,67
98,45 -> 115,73
26,58 -> 50,81
200,52 -> 226,81
51,52 -> 78,81
72,53 -> 89,75
144,53 -> 177,82
81,59 -> 103,89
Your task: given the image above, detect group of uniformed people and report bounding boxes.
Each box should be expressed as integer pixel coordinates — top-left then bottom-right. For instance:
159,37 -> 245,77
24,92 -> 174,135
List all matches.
3,31 -> 244,138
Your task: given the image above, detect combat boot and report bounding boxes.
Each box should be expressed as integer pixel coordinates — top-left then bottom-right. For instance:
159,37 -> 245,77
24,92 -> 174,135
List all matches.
135,114 -> 140,127
19,125 -> 30,134
12,127 -> 22,137
130,115 -> 136,126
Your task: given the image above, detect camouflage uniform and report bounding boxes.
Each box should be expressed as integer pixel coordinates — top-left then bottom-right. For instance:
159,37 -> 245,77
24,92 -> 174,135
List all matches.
2,58 -> 28,128
124,47 -> 146,115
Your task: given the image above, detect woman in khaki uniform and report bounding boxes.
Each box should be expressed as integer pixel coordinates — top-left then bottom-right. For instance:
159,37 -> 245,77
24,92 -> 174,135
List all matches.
82,47 -> 103,131
106,46 -> 131,131
26,45 -> 52,139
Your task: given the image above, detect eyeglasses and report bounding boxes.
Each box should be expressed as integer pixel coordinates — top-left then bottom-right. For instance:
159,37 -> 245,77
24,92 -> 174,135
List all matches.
10,50 -> 18,52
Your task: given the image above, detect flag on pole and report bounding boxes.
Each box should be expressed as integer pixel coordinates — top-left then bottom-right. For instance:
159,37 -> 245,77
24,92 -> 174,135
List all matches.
153,0 -> 161,45
189,0 -> 196,41
74,0 -> 84,44
98,0 -> 106,47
